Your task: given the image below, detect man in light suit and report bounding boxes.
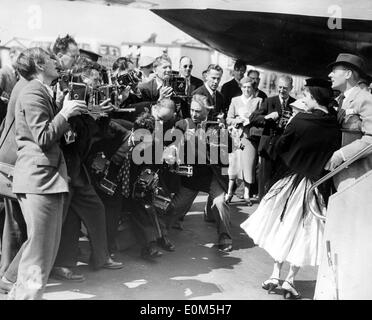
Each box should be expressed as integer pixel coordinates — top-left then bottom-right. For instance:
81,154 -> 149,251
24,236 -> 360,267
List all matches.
325,53 -> 372,191
8,47 -> 86,299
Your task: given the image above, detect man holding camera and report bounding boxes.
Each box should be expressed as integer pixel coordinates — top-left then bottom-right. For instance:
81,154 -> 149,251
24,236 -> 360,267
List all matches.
50,38 -> 123,282
249,75 -> 295,199
164,94 -> 233,252
7,47 -> 86,299
138,56 -> 174,109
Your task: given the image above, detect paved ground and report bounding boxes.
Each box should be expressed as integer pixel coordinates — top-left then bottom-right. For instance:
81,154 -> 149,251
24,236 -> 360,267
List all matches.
0,194 -> 317,300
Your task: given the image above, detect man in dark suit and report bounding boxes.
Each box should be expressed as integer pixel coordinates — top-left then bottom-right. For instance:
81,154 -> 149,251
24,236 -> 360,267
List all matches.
250,75 -> 295,199
8,47 -> 86,299
221,59 -> 247,112
137,56 -> 173,108
164,94 -> 233,252
192,64 -> 226,120
177,56 -> 204,118
50,38 -> 123,282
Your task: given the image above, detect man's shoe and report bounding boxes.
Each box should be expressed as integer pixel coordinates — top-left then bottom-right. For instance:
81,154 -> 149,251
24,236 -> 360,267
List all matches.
0,279 -> 13,294
218,234 -> 233,253
141,244 -> 163,260
50,267 -> 86,282
157,236 -> 175,252
102,257 -> 124,270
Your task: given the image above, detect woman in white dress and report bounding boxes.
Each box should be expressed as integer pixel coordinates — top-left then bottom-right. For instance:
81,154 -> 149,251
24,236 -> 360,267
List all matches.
226,77 -> 262,205
240,78 -> 341,299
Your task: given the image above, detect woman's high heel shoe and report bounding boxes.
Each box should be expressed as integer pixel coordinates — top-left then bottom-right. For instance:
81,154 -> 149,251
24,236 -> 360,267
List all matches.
224,193 -> 233,203
261,278 -> 279,294
282,280 -> 302,300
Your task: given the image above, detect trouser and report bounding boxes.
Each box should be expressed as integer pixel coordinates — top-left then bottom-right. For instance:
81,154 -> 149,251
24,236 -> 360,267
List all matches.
54,184 -> 109,269
0,199 -> 27,276
129,199 -> 166,247
96,189 -> 122,254
8,193 -> 66,300
166,176 -> 231,239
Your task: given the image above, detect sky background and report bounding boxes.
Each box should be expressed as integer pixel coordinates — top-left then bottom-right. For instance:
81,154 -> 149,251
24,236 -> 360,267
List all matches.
0,0 -> 193,46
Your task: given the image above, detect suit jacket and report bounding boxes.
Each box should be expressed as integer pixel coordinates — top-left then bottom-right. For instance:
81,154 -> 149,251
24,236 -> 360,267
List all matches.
12,79 -> 69,194
221,78 -> 241,112
178,75 -> 204,118
138,78 -> 159,106
250,95 -> 295,159
334,86 -> 372,190
0,77 -> 28,165
192,84 -> 225,120
172,118 -> 229,192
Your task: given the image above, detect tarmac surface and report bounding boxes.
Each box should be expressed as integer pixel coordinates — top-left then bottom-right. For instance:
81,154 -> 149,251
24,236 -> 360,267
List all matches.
0,193 -> 317,300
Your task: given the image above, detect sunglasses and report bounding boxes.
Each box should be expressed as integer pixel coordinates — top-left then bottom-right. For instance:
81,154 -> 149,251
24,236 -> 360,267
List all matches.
183,65 -> 193,69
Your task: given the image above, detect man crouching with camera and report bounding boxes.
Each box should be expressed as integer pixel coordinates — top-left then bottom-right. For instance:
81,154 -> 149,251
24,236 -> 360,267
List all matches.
163,94 -> 233,252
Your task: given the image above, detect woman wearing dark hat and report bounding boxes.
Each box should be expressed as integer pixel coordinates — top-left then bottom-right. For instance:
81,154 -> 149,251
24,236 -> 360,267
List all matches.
240,78 -> 341,299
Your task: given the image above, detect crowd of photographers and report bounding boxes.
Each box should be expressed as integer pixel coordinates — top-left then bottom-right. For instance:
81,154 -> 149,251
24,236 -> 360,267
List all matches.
2,33 -> 370,300
0,34 -> 242,299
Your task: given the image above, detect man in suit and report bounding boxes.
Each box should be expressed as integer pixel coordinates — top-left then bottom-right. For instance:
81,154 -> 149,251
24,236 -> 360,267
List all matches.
137,56 -> 173,108
164,94 -> 233,252
247,69 -> 268,101
192,64 -> 225,120
221,59 -> 247,112
250,75 -> 295,199
50,39 -> 123,282
8,47 -> 86,299
177,56 -> 204,118
325,53 -> 372,191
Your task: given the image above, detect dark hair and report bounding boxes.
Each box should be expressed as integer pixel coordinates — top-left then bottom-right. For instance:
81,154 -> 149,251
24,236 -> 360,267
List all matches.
306,86 -> 334,111
207,64 -> 223,74
112,57 -> 133,72
133,112 -> 156,133
52,34 -> 77,55
234,59 -> 247,71
247,69 -> 260,77
15,47 -> 49,80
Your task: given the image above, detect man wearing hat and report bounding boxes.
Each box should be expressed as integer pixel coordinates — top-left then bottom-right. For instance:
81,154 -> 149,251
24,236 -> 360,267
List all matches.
325,53 -> 372,191
138,56 -> 155,83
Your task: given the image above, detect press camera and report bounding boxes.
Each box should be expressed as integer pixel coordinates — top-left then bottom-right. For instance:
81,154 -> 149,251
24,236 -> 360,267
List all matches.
164,71 -> 187,97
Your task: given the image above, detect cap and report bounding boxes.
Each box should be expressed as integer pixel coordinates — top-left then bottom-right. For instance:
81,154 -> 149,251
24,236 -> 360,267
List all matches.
79,49 -> 102,62
138,56 -> 155,68
305,78 -> 332,88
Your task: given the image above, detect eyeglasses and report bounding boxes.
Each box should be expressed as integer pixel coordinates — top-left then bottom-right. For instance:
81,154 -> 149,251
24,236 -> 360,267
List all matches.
183,65 -> 193,69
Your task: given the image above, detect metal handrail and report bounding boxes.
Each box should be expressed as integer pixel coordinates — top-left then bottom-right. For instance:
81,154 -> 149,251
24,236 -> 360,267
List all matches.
306,144 -> 372,221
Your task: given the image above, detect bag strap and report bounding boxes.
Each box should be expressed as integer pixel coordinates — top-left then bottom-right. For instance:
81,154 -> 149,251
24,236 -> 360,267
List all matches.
0,117 -> 15,150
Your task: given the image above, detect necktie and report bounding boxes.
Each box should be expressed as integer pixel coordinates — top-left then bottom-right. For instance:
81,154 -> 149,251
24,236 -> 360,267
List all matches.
337,93 -> 346,124
118,153 -> 131,198
185,77 -> 191,96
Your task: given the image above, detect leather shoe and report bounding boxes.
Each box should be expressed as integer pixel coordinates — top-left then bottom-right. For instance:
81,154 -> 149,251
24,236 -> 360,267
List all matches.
157,236 -> 175,252
102,257 -> 124,270
0,279 -> 13,294
218,234 -> 233,252
141,243 -> 163,260
50,267 -> 85,282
